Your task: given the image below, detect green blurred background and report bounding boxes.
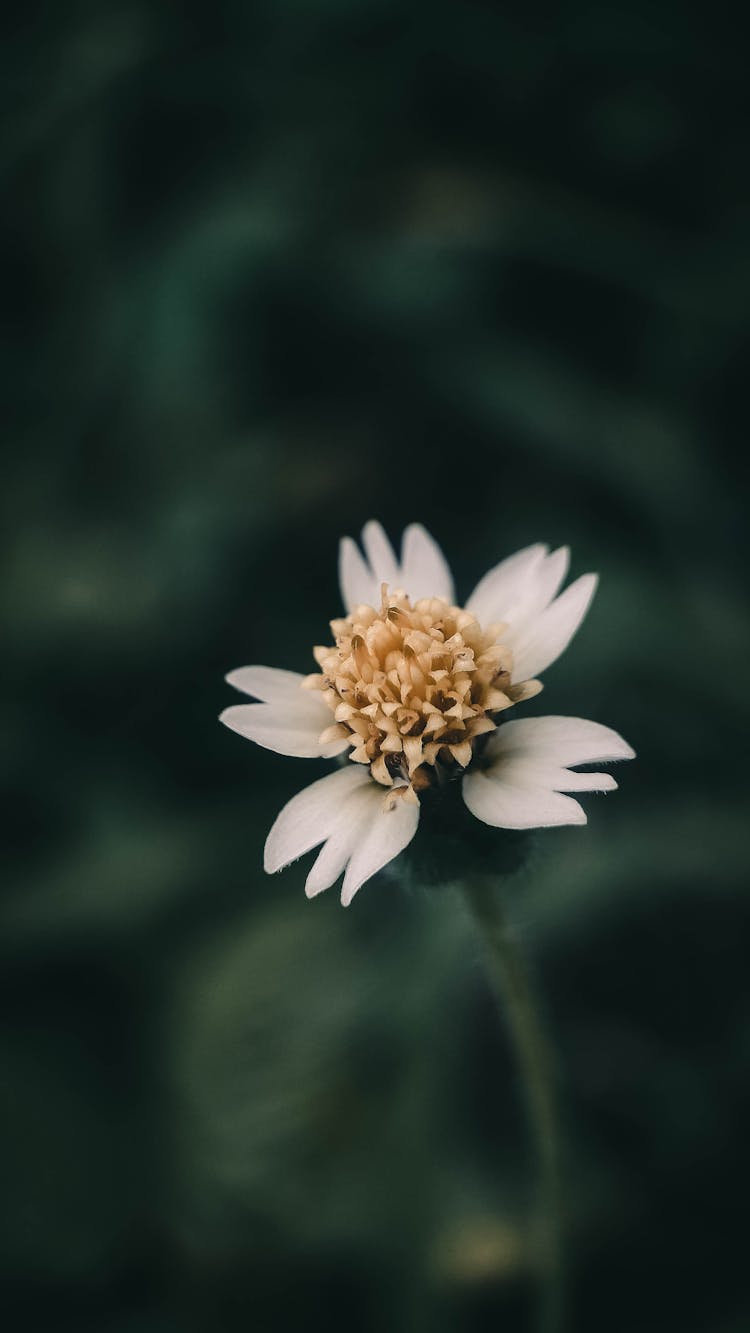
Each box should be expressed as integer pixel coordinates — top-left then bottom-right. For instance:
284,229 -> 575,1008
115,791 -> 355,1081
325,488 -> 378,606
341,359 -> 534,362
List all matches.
2,3 -> 749,1330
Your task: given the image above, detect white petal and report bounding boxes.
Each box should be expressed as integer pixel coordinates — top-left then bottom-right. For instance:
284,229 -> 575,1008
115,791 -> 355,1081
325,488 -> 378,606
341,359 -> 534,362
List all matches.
304,785 -> 381,897
361,520 -> 400,588
465,543 -> 548,625
265,769 -> 419,903
220,697 -> 346,759
339,535 -> 380,612
400,524 -> 455,602
222,666 -> 349,755
341,788 -> 420,906
225,665 -> 310,702
462,769 -> 586,828
339,520 -> 454,612
522,546 -> 570,621
463,712 -> 634,830
264,766 -> 371,873
487,715 -> 635,767
490,545 -> 572,632
496,758 -> 618,793
507,573 -> 598,680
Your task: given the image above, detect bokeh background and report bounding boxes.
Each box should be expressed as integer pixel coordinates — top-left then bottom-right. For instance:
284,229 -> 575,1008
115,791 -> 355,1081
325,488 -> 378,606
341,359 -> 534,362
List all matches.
3,3 -> 749,1330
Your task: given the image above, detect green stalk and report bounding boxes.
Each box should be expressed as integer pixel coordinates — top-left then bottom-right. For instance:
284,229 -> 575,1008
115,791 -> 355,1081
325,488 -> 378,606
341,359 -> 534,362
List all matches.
464,878 -> 564,1333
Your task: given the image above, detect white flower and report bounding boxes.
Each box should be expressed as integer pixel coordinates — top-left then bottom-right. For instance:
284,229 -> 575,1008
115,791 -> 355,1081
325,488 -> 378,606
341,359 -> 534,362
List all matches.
221,522 -> 634,904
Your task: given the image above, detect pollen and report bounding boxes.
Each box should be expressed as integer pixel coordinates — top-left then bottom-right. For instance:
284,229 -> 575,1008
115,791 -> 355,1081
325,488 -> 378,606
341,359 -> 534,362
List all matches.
302,586 -> 542,789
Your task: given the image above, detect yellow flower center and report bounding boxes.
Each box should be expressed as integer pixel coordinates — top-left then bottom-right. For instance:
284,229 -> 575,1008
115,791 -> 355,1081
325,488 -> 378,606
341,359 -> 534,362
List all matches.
303,586 -> 541,789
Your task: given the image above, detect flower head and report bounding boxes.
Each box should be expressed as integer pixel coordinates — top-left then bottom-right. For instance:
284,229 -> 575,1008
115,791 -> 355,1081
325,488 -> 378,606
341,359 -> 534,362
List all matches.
221,522 -> 634,904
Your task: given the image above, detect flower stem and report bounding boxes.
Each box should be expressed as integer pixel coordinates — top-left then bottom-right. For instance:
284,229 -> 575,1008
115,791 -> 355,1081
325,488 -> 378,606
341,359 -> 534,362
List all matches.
464,878 -> 564,1333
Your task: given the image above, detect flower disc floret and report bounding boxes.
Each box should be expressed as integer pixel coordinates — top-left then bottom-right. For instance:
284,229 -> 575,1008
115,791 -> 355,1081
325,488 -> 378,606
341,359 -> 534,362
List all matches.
303,585 -> 542,788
